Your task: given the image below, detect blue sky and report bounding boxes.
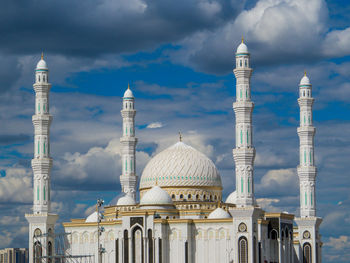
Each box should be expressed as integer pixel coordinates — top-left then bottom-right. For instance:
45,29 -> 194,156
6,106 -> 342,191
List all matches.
0,0 -> 350,261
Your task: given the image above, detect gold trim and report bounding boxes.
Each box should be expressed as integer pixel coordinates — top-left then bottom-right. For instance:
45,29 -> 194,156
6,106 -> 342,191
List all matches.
140,185 -> 222,191
63,220 -> 122,228
265,212 -> 294,220
257,219 -> 269,225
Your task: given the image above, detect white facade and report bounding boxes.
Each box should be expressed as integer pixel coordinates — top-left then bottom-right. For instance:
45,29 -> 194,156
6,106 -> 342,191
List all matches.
26,42 -> 323,263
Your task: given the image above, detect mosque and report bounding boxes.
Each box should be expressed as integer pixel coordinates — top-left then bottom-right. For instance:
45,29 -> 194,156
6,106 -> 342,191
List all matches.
25,41 -> 322,263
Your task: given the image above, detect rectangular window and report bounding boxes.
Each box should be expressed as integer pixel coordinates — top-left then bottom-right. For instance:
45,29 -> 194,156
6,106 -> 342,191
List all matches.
241,177 -> 243,193
37,186 -> 39,201
240,89 -> 242,98
247,130 -> 249,144
38,141 -> 40,155
248,178 -> 250,193
305,192 -> 307,206
311,193 -> 313,205
44,186 -> 46,201
304,151 -> 306,164
310,152 -> 312,164
44,143 -> 45,154
240,130 -> 243,144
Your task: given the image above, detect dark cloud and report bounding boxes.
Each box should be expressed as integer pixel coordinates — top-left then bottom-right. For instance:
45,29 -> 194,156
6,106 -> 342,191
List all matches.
0,0 -> 243,57
0,134 -> 30,145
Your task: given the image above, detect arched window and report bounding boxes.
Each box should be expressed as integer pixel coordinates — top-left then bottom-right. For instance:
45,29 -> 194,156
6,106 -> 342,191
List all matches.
132,226 -> 143,262
303,243 -> 312,263
38,75 -> 41,82
33,241 -> 42,263
124,230 -> 129,263
245,60 -> 247,67
238,237 -> 248,263
148,229 -> 153,263
180,194 -> 184,199
43,75 -> 46,82
240,60 -> 242,67
171,194 -> 175,199
196,194 -> 199,200
48,241 -> 52,263
188,194 -> 192,199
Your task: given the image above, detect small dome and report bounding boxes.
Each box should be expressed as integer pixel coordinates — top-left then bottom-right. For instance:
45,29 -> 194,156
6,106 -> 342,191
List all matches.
208,207 -> 231,219
123,87 -> 134,98
117,195 -> 136,206
237,42 -> 248,54
85,211 -> 101,223
140,186 -> 173,206
226,191 -> 236,204
300,74 -> 310,85
36,59 -> 48,70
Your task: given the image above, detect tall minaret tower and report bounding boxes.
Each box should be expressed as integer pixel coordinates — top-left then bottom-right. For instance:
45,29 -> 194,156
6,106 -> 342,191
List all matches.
119,84 -> 138,202
232,39 -> 255,207
297,73 -> 317,217
26,54 -> 58,263
295,73 -> 322,263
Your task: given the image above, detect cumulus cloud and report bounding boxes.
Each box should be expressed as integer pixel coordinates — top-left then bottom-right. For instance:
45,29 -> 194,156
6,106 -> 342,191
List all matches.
54,138 -> 151,190
0,167 -> 32,204
325,236 -> 350,250
147,122 -> 163,129
256,168 -> 298,196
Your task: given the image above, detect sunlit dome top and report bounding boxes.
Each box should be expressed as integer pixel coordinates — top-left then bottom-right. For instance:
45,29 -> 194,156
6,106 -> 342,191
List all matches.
36,54 -> 48,71
140,186 -> 173,206
123,84 -> 134,98
225,191 -> 236,204
237,39 -> 249,54
117,195 -> 136,206
85,211 -> 101,223
140,141 -> 222,190
208,207 -> 232,219
300,73 -> 311,85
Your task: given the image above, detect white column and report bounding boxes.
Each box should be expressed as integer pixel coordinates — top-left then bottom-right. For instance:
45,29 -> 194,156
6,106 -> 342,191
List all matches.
233,39 -> 256,207
120,84 -> 138,201
297,73 -> 316,218
32,53 -> 53,214
26,54 -> 58,263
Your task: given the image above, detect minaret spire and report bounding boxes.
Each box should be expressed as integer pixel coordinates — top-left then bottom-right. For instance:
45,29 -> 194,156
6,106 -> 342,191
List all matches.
25,54 -> 58,263
295,73 -> 322,263
120,83 -> 138,201
232,39 -> 255,207
297,73 -> 317,217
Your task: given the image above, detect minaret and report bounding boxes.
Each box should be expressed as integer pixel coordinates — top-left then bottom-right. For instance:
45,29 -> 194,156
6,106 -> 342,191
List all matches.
119,84 -> 138,201
26,54 -> 58,263
297,72 -> 317,217
232,39 -> 255,207
295,73 -> 322,263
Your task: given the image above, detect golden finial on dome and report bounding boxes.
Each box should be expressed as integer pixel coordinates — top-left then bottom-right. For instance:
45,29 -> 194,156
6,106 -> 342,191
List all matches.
179,132 -> 182,142
304,70 -> 307,76
41,52 -> 44,60
128,82 -> 130,90
241,35 -> 244,43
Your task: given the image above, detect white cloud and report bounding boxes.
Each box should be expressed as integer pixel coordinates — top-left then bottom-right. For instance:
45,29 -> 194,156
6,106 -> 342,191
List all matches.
147,122 -> 163,129
256,197 -> 280,212
0,167 -> 32,204
325,236 -> 350,250
256,168 -> 298,195
322,27 -> 350,57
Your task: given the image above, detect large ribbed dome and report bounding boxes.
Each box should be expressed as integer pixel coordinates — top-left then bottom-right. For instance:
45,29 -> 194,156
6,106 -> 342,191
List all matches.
140,142 -> 222,190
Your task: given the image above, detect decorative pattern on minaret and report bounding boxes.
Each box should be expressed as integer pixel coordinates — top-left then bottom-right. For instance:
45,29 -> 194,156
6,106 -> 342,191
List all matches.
233,40 -> 255,207
120,84 -> 138,201
297,73 -> 317,217
32,54 -> 53,214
